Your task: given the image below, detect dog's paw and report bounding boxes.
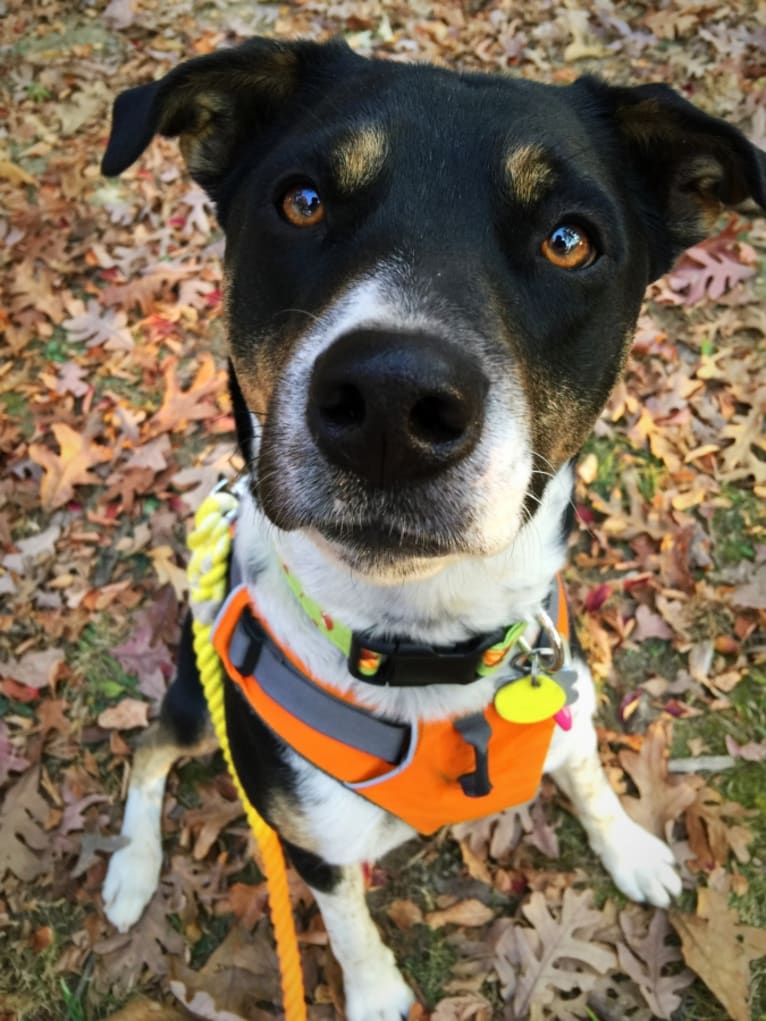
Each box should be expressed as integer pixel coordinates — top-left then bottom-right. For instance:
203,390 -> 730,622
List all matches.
102,838 -> 162,932
597,816 -> 682,908
344,948 -> 415,1021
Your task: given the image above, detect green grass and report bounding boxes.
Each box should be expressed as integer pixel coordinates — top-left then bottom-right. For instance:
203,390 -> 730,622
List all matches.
69,621 -> 138,709
710,484 -> 761,567
580,434 -> 667,503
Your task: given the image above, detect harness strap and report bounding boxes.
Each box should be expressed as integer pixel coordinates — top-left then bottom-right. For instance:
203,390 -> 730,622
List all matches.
228,600 -> 411,764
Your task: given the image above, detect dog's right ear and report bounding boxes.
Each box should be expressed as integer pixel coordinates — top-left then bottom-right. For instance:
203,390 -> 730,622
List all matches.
102,38 -> 355,194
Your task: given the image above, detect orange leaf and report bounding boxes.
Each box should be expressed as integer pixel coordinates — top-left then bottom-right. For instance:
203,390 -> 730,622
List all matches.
426,898 -> 494,928
28,423 -> 111,509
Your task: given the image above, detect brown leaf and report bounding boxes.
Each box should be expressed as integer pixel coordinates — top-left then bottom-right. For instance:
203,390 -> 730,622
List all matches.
169,922 -> 279,1020
100,996 -> 191,1020
618,719 -> 700,838
431,993 -> 492,1021
616,909 -> 694,1019
147,354 -> 226,438
671,886 -> 766,1021
426,899 -> 495,929
0,648 -> 64,690
387,898 -> 425,930
493,888 -> 616,1016
97,698 -> 150,731
684,784 -> 753,870
183,786 -> 243,860
28,423 -> 112,509
148,546 -> 190,600
0,767 -> 50,881
226,882 -> 269,929
95,887 -> 185,990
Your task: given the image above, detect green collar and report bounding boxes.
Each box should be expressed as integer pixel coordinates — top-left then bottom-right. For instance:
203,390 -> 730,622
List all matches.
279,561 -> 528,688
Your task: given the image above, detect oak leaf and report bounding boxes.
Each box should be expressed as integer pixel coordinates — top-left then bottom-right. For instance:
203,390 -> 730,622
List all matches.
494,888 -> 616,1019
0,767 -> 50,881
0,647 -> 64,689
182,786 -> 243,860
431,993 -> 492,1021
95,886 -> 185,990
149,546 -> 189,599
98,698 -> 150,731
63,299 -> 134,351
29,423 -> 112,509
671,885 -> 766,1021
426,898 -> 495,929
100,997 -> 190,1021
168,922 -> 279,1021
662,220 -> 757,305
146,354 -> 226,437
0,719 -> 31,785
618,718 -> 700,839
616,908 -> 694,1019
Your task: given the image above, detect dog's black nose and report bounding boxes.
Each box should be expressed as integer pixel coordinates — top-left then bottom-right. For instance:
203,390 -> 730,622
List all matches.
307,330 -> 487,486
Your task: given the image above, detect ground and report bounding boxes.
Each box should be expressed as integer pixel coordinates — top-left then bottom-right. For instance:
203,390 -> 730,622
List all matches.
0,1 -> 765,1020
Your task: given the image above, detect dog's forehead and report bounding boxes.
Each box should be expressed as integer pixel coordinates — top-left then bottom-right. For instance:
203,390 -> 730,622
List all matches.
289,65 -> 602,204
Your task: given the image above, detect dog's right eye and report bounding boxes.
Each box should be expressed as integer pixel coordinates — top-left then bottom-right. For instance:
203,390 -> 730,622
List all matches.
541,224 -> 596,270
280,183 -> 325,227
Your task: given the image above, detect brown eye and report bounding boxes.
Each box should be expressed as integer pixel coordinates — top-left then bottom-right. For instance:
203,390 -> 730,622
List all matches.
280,183 -> 324,227
541,224 -> 595,269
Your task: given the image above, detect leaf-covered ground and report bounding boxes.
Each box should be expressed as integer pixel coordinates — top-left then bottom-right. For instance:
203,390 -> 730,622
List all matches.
1,2 -> 765,1020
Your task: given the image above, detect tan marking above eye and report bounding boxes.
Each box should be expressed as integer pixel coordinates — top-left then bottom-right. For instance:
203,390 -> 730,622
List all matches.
281,183 -> 325,227
541,224 -> 595,269
332,126 -> 389,192
505,143 -> 554,206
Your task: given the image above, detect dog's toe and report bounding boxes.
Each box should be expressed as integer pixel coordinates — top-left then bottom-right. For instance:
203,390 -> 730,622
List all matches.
597,816 -> 682,909
344,950 -> 415,1021
102,840 -> 162,932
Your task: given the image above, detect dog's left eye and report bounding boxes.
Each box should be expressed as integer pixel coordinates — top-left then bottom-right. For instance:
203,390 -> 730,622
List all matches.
280,183 -> 325,227
541,224 -> 595,269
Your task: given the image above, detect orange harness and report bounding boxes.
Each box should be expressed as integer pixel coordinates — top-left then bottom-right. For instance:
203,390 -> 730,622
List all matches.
211,568 -> 573,835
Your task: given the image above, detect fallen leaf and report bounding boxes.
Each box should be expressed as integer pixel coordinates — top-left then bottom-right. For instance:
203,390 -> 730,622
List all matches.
618,719 -> 700,838
28,423 -> 112,509
0,648 -> 64,690
387,898 -> 424,929
426,898 -> 495,929
0,767 -> 50,881
431,993 -> 492,1020
100,997 -> 191,1021
98,698 -> 150,730
616,908 -> 694,1018
169,922 -> 279,1020
493,888 -> 616,1016
671,885 -> 766,1021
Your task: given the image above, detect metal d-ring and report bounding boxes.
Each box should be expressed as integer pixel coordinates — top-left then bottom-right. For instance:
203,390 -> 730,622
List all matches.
532,608 -> 566,673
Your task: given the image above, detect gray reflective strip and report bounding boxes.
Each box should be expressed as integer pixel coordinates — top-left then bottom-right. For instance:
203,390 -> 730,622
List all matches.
548,581 -> 559,625
229,617 -> 410,765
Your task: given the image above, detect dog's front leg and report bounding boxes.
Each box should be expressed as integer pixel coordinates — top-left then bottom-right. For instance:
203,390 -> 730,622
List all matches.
103,614 -> 217,931
313,867 -> 415,1021
550,744 -> 681,907
287,843 -> 414,1021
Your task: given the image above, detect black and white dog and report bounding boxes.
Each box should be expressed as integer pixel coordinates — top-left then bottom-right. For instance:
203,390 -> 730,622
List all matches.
100,38 -> 765,1021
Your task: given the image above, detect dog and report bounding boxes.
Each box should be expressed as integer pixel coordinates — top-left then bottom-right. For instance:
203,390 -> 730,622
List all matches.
99,37 -> 766,1021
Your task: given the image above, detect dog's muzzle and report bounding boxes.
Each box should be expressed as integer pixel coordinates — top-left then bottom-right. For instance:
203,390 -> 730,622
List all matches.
306,329 -> 488,487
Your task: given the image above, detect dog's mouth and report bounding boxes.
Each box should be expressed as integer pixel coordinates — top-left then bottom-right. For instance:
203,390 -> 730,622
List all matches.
314,519 -> 464,559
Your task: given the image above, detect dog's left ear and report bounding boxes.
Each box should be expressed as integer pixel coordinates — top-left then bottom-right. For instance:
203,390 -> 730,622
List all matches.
578,78 -> 766,279
101,38 -> 357,197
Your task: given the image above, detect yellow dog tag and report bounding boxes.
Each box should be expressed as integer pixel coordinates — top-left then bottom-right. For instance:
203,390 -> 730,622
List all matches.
494,673 -> 566,724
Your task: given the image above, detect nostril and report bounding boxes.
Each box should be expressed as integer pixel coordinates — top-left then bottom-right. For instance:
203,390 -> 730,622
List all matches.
319,382 -> 365,428
409,393 -> 469,446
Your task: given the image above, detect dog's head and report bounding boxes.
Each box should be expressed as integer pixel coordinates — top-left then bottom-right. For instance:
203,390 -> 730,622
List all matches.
104,38 -> 765,579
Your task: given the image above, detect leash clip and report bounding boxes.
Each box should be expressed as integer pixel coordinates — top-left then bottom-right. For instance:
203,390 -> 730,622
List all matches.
512,609 -> 567,674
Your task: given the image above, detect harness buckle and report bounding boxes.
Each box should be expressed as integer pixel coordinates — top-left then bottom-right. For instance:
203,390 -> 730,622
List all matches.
347,626 -> 508,687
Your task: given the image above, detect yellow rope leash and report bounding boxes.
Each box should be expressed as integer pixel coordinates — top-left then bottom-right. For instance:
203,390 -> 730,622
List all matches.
188,491 -> 307,1021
